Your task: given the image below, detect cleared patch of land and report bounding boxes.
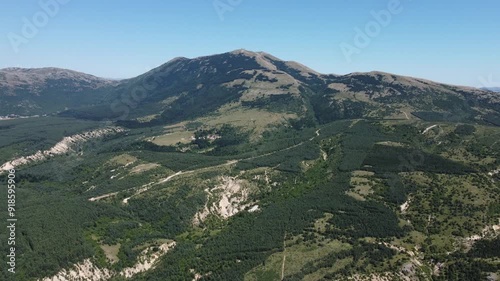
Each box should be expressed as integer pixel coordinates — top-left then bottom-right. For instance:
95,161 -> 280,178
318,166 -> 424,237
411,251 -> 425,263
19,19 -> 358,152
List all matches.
109,154 -> 138,166
150,131 -> 194,146
346,171 -> 376,201
197,106 -> 297,137
245,236 -> 351,281
130,163 -> 160,174
100,243 -> 120,264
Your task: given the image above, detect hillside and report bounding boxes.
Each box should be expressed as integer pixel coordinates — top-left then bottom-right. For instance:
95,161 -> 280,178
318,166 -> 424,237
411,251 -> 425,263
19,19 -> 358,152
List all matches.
3,50 -> 498,126
0,67 -> 117,115
0,50 -> 499,281
56,50 -> 500,131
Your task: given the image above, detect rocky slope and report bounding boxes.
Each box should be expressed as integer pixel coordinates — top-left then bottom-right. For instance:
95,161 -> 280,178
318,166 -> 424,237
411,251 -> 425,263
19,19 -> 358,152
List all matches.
0,126 -> 125,173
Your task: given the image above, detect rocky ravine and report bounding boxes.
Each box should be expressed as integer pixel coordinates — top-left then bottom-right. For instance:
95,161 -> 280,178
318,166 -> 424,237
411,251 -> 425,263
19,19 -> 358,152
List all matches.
193,176 -> 258,226
0,127 -> 125,174
40,241 -> 176,281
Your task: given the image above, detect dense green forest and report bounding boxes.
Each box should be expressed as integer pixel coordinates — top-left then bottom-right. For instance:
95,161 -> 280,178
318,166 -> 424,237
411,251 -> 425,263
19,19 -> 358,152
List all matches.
1,114 -> 499,281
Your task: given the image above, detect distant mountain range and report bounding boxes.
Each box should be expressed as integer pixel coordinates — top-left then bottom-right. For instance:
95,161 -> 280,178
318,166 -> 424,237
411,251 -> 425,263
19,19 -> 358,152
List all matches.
482,87 -> 500,92
1,50 -> 499,127
0,67 -> 116,115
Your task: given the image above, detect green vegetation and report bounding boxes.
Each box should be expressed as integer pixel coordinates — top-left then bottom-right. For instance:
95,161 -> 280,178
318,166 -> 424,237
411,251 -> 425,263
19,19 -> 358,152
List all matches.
362,145 -> 474,174
2,114 -> 499,280
0,117 -> 102,163
1,52 -> 500,280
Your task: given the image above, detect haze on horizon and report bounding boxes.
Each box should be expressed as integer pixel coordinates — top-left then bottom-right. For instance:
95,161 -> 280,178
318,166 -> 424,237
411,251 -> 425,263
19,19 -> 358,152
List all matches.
0,0 -> 499,88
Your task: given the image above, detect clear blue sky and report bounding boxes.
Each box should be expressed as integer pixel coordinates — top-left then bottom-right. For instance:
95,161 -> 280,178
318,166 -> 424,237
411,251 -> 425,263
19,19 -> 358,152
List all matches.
1,0 -> 499,87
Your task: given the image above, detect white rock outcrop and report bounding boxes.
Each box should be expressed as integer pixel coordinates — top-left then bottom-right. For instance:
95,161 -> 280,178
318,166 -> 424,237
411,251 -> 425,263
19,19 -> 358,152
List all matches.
1,127 -> 125,173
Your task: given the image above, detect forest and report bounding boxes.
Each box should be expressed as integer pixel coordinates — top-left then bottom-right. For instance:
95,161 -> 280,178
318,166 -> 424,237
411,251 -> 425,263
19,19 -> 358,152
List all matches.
1,114 -> 499,281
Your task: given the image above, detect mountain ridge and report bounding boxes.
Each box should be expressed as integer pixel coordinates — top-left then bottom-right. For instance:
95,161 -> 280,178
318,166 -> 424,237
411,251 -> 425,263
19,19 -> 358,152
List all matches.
1,50 -> 498,123
1,49 -> 492,89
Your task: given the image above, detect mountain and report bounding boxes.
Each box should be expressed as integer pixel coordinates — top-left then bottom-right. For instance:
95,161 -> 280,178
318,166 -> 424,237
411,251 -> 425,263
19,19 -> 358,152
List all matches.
1,50 -> 500,281
0,67 -> 116,115
482,87 -> 500,92
102,49 -> 326,124
53,50 -> 500,128
2,50 -> 498,126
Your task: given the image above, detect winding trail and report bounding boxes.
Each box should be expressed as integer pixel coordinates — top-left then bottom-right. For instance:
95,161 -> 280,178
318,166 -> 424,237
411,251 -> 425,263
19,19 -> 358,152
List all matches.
247,128 -> 322,162
123,171 -> 184,204
89,192 -> 118,202
280,232 -> 287,280
422,124 -> 438,134
90,127 -> 326,204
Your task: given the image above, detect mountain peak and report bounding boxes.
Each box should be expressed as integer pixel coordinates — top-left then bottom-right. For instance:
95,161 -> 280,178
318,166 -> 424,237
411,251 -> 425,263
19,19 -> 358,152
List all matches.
223,49 -> 279,71
225,50 -> 321,77
226,49 -> 282,61
229,48 -> 258,56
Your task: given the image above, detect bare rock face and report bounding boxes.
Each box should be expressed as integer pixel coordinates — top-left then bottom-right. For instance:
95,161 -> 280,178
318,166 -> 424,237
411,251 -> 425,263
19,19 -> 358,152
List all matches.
193,176 -> 256,226
39,241 -> 176,281
0,127 -> 125,174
